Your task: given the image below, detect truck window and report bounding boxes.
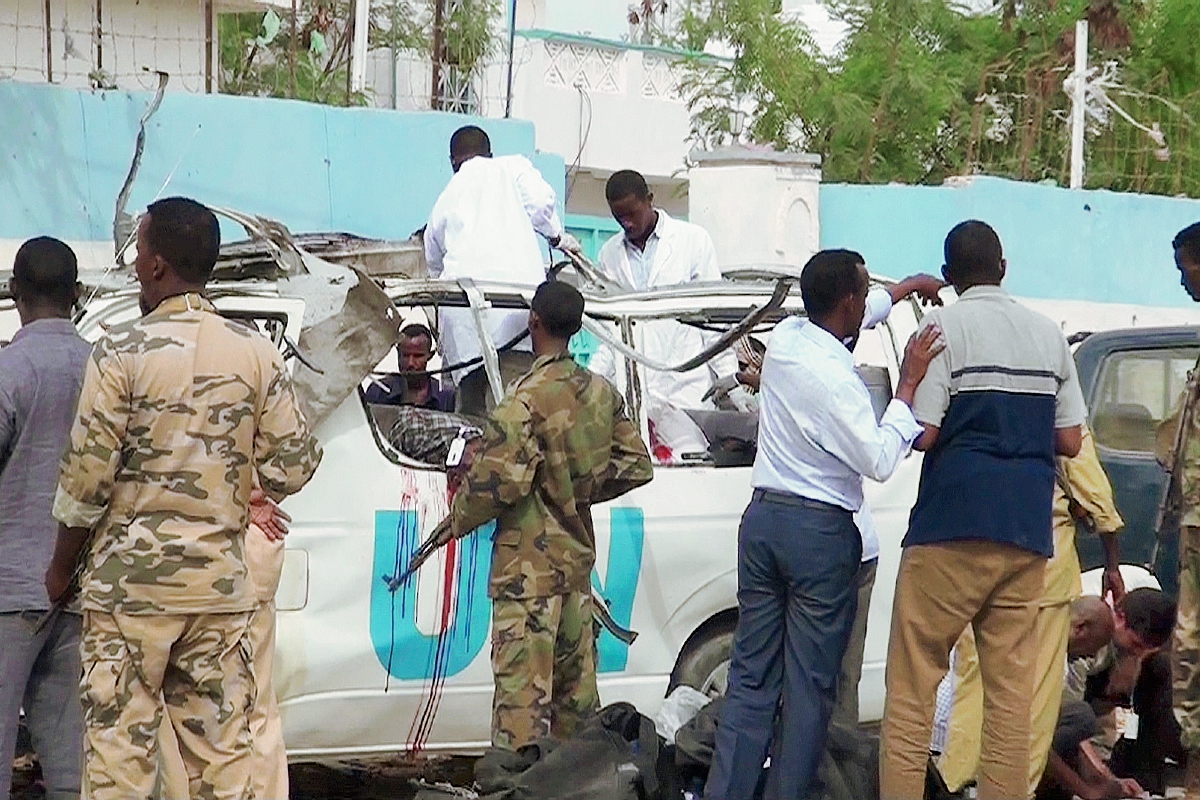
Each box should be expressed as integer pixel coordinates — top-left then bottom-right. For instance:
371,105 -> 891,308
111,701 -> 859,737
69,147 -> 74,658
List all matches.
221,312 -> 288,349
1091,347 -> 1199,453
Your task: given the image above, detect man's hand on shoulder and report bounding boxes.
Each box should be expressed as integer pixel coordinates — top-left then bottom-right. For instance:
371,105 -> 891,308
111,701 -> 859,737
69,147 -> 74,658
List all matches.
896,324 -> 946,405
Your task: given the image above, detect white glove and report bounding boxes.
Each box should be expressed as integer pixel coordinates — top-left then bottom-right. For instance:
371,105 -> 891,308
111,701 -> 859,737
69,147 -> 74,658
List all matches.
554,232 -> 584,257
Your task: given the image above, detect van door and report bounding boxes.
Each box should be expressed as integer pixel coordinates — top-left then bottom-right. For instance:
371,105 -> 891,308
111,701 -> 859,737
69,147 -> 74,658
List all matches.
1084,343 -> 1200,597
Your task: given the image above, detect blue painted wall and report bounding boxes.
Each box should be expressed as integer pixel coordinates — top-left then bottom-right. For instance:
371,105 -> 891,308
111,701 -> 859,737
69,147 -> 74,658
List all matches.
0,82 -> 565,246
821,176 -> 1200,309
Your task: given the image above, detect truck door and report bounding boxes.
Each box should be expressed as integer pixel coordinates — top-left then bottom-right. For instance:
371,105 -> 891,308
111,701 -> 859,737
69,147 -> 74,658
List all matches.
1084,343 -> 1199,597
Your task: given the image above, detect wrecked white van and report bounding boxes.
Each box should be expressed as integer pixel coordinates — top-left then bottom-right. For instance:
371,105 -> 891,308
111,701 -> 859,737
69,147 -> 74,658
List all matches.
65,215 -> 927,760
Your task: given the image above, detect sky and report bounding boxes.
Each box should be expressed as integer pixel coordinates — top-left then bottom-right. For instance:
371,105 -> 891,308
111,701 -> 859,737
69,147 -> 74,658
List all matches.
785,0 -> 1001,58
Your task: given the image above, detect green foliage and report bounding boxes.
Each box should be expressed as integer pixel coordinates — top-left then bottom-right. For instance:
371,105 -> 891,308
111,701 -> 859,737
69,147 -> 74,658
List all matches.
440,0 -> 500,72
678,0 -> 1200,196
677,0 -> 824,149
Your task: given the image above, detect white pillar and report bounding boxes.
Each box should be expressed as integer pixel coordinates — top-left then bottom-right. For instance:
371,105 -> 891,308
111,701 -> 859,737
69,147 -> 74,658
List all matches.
1069,19 -> 1088,190
688,146 -> 823,274
350,0 -> 371,93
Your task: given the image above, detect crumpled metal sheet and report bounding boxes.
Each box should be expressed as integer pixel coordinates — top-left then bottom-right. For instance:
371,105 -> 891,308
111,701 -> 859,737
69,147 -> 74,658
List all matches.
215,208 -> 401,429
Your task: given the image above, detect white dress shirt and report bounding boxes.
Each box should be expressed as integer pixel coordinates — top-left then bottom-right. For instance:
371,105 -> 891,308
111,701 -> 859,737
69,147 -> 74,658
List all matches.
852,286 -> 894,561
424,154 -> 562,384
752,314 -> 922,512
590,210 -> 739,411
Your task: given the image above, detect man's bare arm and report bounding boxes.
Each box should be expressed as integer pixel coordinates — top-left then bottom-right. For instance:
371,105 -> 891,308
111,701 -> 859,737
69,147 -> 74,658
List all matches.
45,524 -> 89,603
914,423 -> 940,452
1057,424 -> 1084,457
887,274 -> 946,307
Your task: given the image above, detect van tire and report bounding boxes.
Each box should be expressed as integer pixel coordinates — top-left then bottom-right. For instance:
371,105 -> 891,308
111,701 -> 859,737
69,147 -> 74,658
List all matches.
669,620 -> 735,698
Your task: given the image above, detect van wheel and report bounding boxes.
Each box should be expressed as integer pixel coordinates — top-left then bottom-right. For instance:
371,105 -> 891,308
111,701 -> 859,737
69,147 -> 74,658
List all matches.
670,622 -> 734,698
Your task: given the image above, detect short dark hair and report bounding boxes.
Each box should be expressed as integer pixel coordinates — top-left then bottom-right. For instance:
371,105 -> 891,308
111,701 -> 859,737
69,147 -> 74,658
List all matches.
1174,222 -> 1200,266
450,126 -> 491,161
531,280 -> 584,338
944,220 -> 1004,284
800,249 -> 867,319
1121,587 -> 1176,650
144,197 -> 220,285
605,170 -> 651,204
12,237 -> 78,307
400,323 -> 434,348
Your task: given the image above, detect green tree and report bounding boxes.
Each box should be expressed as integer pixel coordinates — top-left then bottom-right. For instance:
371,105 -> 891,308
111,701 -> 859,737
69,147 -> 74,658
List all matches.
677,0 -> 824,150
679,0 -> 1200,195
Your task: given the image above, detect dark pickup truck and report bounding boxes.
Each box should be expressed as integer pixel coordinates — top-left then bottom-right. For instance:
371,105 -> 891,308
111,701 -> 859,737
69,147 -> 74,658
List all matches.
1075,326 -> 1200,597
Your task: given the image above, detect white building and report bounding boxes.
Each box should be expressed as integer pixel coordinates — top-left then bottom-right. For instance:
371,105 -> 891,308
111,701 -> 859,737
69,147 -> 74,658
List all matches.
0,0 -> 283,94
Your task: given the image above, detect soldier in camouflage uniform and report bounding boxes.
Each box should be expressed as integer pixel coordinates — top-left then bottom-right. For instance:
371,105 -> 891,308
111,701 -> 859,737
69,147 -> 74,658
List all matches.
1171,220 -> 1200,798
436,280 -> 653,750
45,197 -> 322,800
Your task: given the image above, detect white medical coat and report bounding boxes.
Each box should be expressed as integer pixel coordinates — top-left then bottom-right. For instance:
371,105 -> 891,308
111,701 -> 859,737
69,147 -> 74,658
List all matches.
424,154 -> 563,384
590,210 -> 739,411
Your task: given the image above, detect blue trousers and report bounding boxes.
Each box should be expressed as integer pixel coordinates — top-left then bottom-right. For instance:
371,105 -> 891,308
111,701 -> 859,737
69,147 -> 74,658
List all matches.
705,490 -> 862,800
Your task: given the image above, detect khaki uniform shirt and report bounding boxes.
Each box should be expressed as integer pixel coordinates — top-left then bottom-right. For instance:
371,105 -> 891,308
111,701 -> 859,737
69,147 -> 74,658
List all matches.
1044,427 -> 1124,606
54,293 -> 322,615
450,352 -> 654,600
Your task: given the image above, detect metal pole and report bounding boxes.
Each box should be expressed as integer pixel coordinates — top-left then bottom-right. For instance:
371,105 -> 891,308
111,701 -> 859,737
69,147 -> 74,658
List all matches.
504,0 -> 516,117
430,0 -> 445,109
289,0 -> 298,97
1069,19 -> 1088,190
350,0 -> 370,94
95,0 -> 102,76
44,0 -> 52,82
204,0 -> 214,93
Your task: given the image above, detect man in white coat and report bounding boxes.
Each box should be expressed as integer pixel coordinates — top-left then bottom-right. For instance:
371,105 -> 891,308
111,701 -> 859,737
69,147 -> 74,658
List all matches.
424,125 -> 581,417
591,169 -> 741,461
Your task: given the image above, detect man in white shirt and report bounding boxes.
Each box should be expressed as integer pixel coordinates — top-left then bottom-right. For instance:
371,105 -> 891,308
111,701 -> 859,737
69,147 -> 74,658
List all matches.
424,125 -> 582,417
705,250 -> 944,800
590,170 -> 741,459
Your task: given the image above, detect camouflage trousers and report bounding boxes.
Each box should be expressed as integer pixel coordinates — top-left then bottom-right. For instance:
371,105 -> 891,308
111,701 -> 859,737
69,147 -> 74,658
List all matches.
1176,525 -> 1200,751
80,610 -> 256,800
490,591 -> 600,751
158,601 -> 287,800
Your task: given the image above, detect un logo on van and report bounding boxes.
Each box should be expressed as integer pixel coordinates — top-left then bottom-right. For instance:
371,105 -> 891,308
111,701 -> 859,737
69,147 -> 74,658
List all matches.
369,508 -> 645,680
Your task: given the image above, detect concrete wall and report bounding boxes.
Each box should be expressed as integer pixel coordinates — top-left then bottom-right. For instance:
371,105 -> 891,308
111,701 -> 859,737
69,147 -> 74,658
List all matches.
821,176 -> 1200,325
690,148 -> 821,273
0,79 -> 562,240
0,79 -> 565,330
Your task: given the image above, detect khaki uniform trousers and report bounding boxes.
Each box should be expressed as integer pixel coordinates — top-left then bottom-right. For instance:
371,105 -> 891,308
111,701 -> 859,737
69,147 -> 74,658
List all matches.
159,530 -> 288,799
80,610 -> 255,800
490,591 -> 600,751
880,541 -> 1045,800
935,602 -> 1072,796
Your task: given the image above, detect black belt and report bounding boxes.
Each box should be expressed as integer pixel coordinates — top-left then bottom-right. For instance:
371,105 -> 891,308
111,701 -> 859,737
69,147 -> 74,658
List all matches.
752,488 -> 850,513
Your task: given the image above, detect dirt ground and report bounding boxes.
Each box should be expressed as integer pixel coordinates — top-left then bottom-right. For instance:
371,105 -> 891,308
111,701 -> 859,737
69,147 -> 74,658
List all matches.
11,749 -> 479,800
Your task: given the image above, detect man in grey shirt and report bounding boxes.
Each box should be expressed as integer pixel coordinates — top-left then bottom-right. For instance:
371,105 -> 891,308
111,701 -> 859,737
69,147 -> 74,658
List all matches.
0,237 -> 91,800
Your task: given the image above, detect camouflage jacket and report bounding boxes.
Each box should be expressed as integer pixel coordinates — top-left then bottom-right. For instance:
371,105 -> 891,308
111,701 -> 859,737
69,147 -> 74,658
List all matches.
450,352 -> 654,600
53,293 -> 322,615
1160,354 -> 1200,528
